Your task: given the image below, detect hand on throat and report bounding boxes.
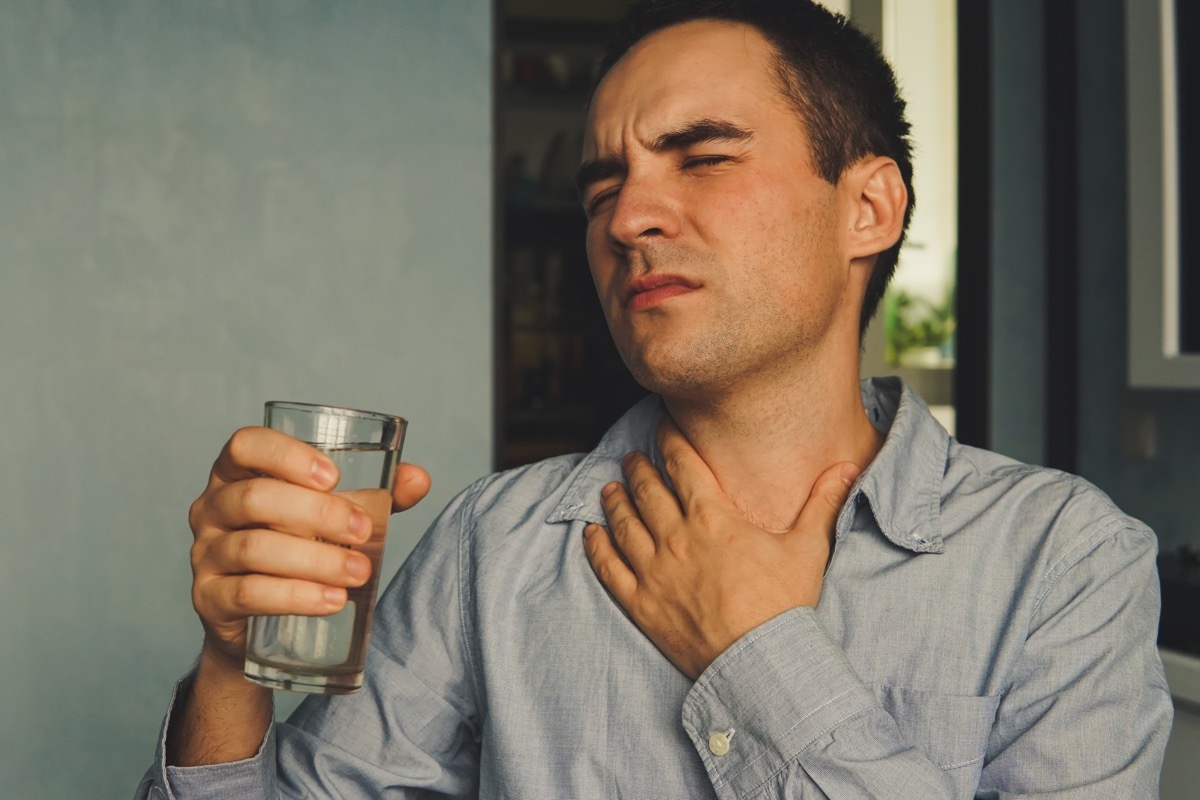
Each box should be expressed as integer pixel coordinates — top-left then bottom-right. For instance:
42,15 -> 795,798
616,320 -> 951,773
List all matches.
661,380 -> 883,532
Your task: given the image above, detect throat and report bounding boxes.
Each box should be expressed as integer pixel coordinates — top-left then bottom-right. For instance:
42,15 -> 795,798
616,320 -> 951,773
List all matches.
734,500 -> 795,534
665,391 -> 884,533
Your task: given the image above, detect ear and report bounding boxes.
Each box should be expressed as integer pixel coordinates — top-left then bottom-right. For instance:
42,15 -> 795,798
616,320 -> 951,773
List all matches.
844,156 -> 907,261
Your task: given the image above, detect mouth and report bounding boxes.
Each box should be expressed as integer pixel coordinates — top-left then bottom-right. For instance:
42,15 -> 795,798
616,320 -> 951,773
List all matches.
623,274 -> 700,312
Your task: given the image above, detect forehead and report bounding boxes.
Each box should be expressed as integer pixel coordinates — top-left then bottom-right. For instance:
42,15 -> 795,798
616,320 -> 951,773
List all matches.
585,20 -> 792,154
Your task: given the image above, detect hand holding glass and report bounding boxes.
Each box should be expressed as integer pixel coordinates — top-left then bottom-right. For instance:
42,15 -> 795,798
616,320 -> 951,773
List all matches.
243,401 -> 407,695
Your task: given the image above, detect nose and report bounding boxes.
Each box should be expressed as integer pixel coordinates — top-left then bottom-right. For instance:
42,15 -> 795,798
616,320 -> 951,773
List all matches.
603,172 -> 681,252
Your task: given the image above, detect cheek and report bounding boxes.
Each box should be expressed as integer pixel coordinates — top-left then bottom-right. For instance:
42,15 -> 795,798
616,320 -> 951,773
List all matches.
696,173 -> 800,250
584,225 -> 605,277
735,196 -> 841,306
584,233 -> 618,306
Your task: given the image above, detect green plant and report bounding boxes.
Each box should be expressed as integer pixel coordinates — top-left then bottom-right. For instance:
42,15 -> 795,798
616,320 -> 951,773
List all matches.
885,285 -> 956,366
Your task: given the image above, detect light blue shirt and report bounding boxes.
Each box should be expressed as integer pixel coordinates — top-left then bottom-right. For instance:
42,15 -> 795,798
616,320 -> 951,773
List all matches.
138,378 -> 1172,799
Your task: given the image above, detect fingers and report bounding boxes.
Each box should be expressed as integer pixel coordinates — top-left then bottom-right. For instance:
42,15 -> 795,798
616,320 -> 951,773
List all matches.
200,477 -> 374,547
210,427 -> 339,491
582,523 -> 639,604
620,450 -> 683,533
598,480 -> 657,564
198,572 -> 350,624
791,461 -> 860,536
655,416 -> 723,511
203,528 -> 372,588
192,528 -> 373,635
392,462 -> 431,513
190,426 -> 428,665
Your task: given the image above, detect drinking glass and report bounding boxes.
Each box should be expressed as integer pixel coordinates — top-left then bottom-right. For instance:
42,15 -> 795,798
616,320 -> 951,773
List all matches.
243,401 -> 406,694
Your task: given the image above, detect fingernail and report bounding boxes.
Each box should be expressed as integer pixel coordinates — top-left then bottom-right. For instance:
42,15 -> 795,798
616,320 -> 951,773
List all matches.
349,509 -> 371,538
345,554 -> 370,580
312,458 -> 336,487
601,482 -> 619,499
840,463 -> 861,485
323,587 -> 346,606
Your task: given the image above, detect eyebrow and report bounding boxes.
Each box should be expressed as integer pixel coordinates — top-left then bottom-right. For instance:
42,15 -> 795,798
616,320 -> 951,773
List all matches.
575,118 -> 755,197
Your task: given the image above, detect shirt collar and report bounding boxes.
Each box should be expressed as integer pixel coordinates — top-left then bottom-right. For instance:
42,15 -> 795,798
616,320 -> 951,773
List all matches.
842,377 -> 949,554
548,378 -> 950,556
548,394 -> 665,527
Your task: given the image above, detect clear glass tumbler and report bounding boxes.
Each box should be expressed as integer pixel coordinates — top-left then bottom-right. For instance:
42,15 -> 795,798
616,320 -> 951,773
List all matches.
243,401 -> 406,694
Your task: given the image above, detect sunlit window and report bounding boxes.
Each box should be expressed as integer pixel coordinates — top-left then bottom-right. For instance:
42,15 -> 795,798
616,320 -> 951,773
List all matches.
849,0 -> 958,434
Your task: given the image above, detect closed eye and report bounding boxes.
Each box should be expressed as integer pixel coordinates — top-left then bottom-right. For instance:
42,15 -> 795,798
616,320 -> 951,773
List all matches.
585,186 -> 620,218
682,155 -> 733,170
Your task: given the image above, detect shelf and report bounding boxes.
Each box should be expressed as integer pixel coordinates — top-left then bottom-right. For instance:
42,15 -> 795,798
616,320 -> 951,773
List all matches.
503,204 -> 587,248
501,84 -> 591,111
497,4 -> 626,471
502,17 -> 617,46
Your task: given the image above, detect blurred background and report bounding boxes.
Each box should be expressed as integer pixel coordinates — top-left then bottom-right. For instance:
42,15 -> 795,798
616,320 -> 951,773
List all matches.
1,0 -> 1197,796
0,1 -> 493,796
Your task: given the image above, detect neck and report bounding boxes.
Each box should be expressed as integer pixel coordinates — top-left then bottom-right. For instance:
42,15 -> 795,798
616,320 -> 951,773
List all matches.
662,359 -> 882,532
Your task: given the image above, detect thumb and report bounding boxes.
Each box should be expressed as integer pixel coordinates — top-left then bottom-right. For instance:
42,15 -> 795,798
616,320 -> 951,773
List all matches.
391,462 -> 432,513
791,461 -> 860,536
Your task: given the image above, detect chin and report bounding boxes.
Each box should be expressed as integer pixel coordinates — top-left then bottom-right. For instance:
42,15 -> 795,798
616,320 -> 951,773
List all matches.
614,324 -> 753,398
622,352 -> 738,400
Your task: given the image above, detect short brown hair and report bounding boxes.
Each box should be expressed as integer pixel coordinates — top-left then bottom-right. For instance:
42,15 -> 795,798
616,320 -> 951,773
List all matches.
596,0 -> 915,337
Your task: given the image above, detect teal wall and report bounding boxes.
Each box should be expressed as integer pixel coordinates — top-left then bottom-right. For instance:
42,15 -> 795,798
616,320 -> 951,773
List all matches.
0,1 -> 493,796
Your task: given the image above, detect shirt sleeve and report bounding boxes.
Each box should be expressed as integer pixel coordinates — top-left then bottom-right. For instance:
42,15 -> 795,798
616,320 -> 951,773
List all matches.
134,482 -> 487,800
680,519 -> 1173,800
133,674 -> 279,800
976,519 -> 1173,797
681,607 -> 960,799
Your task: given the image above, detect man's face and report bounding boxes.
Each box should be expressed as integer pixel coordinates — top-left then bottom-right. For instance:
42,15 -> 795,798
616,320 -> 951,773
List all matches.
580,20 -> 860,400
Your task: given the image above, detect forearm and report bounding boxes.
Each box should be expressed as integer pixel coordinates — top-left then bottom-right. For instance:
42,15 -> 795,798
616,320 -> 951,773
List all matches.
167,645 -> 273,767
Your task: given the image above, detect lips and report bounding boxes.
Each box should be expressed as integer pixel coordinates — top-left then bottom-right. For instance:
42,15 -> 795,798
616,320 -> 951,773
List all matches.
623,274 -> 699,311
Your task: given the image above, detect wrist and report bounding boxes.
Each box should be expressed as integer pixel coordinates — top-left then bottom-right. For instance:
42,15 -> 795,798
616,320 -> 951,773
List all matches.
196,640 -> 269,700
199,633 -> 246,675
167,648 -> 273,767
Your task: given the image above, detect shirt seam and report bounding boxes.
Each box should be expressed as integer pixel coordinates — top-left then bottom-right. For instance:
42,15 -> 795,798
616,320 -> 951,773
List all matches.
696,612 -> 876,792
740,702 -> 876,798
924,427 -> 946,543
1029,512 -> 1134,619
704,609 -> 805,668
740,703 -> 982,796
456,477 -> 489,720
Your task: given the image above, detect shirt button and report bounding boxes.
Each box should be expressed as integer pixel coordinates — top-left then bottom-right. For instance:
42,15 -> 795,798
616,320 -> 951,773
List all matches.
708,731 -> 731,756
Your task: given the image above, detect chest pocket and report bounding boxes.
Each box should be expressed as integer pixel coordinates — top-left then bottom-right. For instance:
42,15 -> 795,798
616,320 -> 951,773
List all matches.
872,685 -> 1000,789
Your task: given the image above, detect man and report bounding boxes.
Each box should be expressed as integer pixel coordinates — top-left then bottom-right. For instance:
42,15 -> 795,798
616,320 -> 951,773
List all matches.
138,1 -> 1172,797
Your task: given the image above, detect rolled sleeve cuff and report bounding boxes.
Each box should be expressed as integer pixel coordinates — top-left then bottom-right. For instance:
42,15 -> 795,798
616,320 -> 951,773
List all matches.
682,607 -> 877,797
144,675 -> 276,800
